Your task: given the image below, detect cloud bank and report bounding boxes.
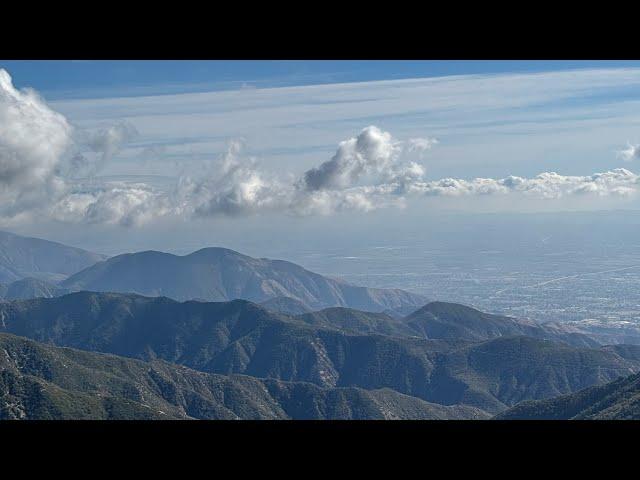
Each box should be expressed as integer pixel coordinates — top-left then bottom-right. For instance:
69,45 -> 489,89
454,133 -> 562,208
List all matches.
1,67 -> 639,228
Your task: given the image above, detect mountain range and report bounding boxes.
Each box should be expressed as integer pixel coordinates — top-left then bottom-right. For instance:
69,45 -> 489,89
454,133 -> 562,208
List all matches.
2,292 -> 638,415
0,231 -> 427,312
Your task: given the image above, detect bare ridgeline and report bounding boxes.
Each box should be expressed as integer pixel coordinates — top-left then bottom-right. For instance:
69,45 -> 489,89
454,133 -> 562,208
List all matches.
1,229 -> 640,420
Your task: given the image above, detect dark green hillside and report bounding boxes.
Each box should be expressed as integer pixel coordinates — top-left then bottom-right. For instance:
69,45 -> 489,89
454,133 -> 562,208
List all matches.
0,333 -> 486,420
496,369 -> 640,420
1,293 -> 636,414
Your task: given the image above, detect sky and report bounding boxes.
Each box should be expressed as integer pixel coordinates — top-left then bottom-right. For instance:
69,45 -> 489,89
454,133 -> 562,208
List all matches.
6,60 -> 640,99
2,60 -> 640,255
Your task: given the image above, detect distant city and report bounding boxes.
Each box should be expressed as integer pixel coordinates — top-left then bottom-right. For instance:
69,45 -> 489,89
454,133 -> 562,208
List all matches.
281,211 -> 640,331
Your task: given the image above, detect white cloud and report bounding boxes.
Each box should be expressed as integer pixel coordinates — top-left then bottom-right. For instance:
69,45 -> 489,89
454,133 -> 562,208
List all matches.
406,137 -> 439,154
173,129 -> 640,218
408,168 -> 639,199
51,182 -> 171,227
0,69 -> 72,217
0,69 -> 161,227
175,139 -> 290,217
301,126 -> 401,191
618,143 -> 640,162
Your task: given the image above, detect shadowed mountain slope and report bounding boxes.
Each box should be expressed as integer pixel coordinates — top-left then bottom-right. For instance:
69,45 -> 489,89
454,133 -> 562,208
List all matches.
496,366 -> 640,420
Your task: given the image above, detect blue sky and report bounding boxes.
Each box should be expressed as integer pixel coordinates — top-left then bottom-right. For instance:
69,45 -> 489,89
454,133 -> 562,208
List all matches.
4,60 -> 640,99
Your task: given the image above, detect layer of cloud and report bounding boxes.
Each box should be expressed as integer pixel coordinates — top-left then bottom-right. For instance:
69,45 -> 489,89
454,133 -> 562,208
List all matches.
52,181 -> 171,227
176,128 -> 640,218
407,168 -> 639,199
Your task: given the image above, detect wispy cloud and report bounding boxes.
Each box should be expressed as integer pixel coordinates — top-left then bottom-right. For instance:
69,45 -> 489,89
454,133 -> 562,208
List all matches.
48,66 -> 640,182
618,142 -> 640,162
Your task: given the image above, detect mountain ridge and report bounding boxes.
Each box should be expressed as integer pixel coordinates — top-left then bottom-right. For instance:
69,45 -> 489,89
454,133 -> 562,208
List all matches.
0,332 -> 487,420
61,246 -> 427,312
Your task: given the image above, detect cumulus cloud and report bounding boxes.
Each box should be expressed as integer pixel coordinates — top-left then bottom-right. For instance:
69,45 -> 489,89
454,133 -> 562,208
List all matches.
175,127 -> 434,218
301,126 -> 402,191
173,139 -> 290,217
0,69 -> 72,216
178,129 -> 640,219
0,69 -> 159,226
51,181 -> 171,227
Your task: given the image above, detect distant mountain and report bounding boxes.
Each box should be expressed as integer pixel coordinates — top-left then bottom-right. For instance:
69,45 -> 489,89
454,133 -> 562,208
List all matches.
0,230 -> 106,283
496,366 -> 640,420
0,333 -> 487,420
0,278 -> 70,301
62,247 -> 427,312
1,292 -> 635,414
259,296 -> 312,315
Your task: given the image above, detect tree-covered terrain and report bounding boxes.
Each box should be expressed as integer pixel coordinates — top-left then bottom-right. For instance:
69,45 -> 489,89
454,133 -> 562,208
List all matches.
0,333 -> 488,420
2,292 -> 639,417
